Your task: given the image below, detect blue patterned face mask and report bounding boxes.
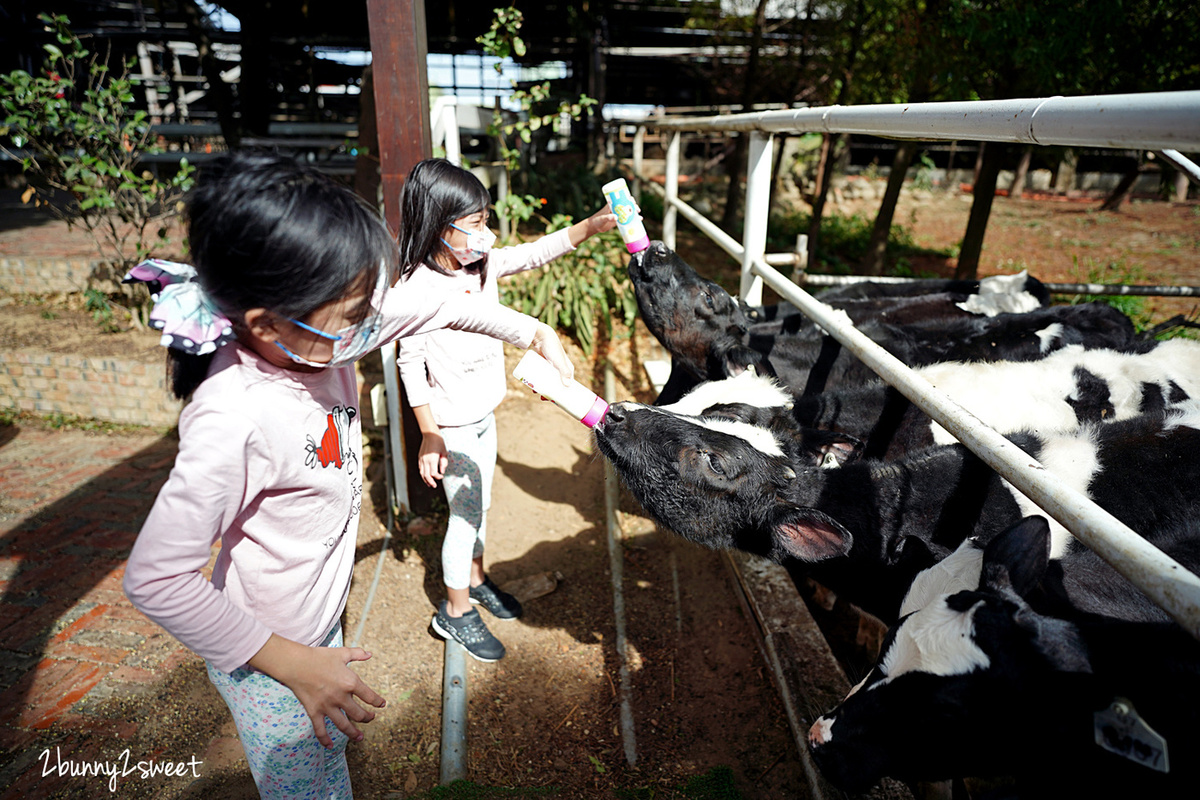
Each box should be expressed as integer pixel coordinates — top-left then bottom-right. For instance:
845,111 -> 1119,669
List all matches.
273,266 -> 390,369
441,221 -> 496,266
122,259 -> 236,355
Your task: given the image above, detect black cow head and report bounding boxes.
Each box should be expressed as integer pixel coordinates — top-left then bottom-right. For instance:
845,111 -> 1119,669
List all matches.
807,516 -> 1094,790
627,241 -> 756,380
593,399 -> 853,562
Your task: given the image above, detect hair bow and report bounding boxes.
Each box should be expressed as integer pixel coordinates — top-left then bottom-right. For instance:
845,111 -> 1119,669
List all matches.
122,259 -> 236,355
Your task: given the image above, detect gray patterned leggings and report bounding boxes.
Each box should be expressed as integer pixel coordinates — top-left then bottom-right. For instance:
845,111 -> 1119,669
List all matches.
439,412 -> 497,590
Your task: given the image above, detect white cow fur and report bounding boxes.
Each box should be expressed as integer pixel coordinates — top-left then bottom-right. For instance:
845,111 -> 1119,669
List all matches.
956,270 -> 1043,316
917,339 -> 1200,446
876,598 -> 990,685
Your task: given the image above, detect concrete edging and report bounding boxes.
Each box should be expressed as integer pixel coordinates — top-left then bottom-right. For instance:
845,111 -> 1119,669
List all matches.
722,549 -> 915,800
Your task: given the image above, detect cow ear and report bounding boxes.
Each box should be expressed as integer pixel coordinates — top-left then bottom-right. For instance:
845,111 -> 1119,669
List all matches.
810,431 -> 864,468
770,506 -> 853,562
981,515 -> 1051,599
720,345 -> 767,378
737,300 -> 762,323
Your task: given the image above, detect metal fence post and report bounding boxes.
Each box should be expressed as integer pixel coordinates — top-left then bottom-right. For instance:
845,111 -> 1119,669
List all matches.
632,126 -> 645,201
664,131 -> 681,250
741,131 -> 774,306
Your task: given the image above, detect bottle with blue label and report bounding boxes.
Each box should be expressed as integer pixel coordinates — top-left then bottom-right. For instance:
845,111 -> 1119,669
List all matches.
602,178 -> 650,254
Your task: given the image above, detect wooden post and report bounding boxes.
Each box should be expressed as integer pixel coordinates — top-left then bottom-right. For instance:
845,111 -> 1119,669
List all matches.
366,0 -> 432,235
366,0 -> 439,514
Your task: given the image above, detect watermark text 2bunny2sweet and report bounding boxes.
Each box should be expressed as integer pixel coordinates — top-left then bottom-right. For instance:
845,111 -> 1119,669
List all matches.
38,746 -> 203,793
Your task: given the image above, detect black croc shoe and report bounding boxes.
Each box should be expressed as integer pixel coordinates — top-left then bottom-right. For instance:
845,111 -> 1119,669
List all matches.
469,576 -> 523,620
431,601 -> 506,662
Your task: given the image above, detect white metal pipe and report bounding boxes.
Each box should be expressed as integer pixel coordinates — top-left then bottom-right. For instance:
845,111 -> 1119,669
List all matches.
640,91 -> 1200,152
380,342 -> 410,515
751,257 -> 1200,640
498,168 -> 510,241
632,126 -> 645,200
794,273 -> 1200,297
1040,281 -> 1200,297
1157,149 -> 1200,184
663,131 -> 681,250
442,102 -> 462,167
740,132 -> 773,306
668,195 -> 744,261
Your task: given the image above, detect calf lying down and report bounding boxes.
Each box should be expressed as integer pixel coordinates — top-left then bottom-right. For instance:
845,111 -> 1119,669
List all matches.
808,515 -> 1200,796
675,338 -> 1200,461
592,398 -> 1200,622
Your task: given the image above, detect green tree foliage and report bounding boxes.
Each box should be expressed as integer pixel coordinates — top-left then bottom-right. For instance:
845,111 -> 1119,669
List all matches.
500,214 -> 638,357
0,13 -> 194,269
475,5 -> 635,356
476,6 -> 597,232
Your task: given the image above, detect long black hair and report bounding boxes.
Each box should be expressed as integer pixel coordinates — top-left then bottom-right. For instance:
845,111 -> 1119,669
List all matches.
398,158 -> 492,284
168,149 -> 398,399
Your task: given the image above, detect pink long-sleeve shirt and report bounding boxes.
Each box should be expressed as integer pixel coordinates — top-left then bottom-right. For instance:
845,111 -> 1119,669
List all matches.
397,228 -> 575,427
123,286 -> 538,672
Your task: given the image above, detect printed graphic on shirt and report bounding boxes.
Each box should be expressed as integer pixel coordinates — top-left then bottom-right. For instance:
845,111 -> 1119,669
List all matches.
306,405 -> 356,469
304,405 -> 363,548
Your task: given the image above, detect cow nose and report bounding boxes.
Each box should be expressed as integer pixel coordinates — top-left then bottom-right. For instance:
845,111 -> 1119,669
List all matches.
605,403 -> 627,423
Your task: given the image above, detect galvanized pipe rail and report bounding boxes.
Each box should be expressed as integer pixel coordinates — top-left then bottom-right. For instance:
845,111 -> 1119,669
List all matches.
641,91 -> 1200,151
755,261 -> 1200,640
629,90 -> 1200,639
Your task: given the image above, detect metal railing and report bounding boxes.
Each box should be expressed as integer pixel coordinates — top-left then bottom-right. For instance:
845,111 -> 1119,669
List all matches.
626,90 -> 1200,639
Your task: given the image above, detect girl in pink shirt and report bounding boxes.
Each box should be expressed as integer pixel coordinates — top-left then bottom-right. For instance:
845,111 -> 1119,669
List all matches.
122,151 -> 574,799
396,158 -> 616,662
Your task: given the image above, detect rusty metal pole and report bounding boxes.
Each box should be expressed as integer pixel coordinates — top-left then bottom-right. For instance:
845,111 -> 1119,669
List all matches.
365,0 -> 440,515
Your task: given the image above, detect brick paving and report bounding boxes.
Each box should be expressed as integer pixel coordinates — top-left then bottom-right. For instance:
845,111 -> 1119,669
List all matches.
0,425 -> 232,796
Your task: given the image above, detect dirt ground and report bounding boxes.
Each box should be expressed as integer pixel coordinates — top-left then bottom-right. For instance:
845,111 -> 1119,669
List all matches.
2,187 -> 1197,799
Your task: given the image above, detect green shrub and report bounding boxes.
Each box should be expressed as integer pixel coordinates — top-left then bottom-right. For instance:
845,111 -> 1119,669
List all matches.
500,213 -> 638,357
766,209 -> 934,275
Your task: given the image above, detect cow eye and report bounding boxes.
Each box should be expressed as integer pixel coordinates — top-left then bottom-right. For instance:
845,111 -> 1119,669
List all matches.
704,451 -> 725,475
702,292 -> 715,310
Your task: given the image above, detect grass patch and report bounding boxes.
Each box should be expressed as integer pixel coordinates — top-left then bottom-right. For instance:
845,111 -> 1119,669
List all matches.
1056,256 -> 1168,334
766,209 -> 953,277
0,406 -> 166,435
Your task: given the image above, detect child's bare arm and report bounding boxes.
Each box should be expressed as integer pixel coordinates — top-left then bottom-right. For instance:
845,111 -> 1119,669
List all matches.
412,404 -> 448,488
249,634 -> 387,748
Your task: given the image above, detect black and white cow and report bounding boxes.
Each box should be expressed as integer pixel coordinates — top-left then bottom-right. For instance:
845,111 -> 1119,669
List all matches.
807,515 -> 1200,797
628,241 -> 1140,399
789,338 -> 1200,459
592,399 -> 1200,622
657,339 -> 1200,465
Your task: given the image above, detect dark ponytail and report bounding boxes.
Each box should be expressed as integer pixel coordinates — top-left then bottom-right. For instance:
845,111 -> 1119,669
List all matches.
168,150 -> 398,399
167,350 -> 216,400
398,158 -> 493,284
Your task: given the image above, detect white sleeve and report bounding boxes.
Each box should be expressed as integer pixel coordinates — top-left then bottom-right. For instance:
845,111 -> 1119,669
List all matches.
376,283 -> 538,349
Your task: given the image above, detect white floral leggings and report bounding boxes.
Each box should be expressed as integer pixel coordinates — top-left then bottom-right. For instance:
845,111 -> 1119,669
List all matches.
439,412 -> 497,590
206,624 -> 352,799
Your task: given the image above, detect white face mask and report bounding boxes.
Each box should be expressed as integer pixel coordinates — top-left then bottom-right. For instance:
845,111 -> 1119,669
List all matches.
442,221 -> 496,266
275,267 -> 389,369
